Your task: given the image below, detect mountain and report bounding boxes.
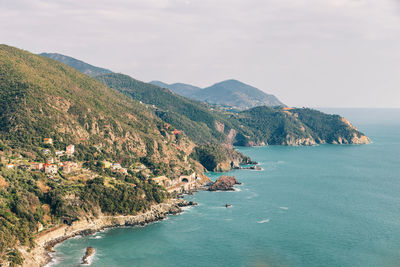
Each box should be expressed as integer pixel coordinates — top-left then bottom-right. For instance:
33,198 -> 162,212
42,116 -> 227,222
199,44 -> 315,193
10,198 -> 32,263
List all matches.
42,52 -> 369,147
0,45 -> 370,265
97,73 -> 237,145
150,81 -> 201,98
196,79 -> 284,109
39,52 -> 112,77
152,79 -> 284,109
0,45 -> 208,264
96,74 -> 370,147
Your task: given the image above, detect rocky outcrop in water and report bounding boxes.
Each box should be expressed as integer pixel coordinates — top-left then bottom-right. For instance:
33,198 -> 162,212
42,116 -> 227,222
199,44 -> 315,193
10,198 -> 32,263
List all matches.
208,176 -> 241,191
82,247 -> 95,264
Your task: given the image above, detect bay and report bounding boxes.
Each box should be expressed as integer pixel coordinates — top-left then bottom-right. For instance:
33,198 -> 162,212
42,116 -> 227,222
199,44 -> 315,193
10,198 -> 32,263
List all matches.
51,108 -> 400,267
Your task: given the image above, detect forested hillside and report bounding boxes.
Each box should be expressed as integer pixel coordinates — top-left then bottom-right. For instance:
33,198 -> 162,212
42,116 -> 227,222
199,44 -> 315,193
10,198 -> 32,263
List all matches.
0,45 -> 204,265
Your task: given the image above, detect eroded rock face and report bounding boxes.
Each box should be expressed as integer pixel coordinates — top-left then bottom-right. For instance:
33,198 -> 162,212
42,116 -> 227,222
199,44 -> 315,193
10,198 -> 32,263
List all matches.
208,176 -> 240,191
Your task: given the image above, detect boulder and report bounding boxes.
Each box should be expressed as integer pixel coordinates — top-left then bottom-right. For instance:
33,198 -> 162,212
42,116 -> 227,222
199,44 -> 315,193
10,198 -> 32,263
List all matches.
82,247 -> 95,264
208,176 -> 241,191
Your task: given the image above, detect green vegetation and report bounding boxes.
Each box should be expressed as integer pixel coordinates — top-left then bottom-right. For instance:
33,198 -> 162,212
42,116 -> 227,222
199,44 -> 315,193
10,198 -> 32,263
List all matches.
95,73 -> 368,146
39,53 -> 112,77
0,45 -> 369,265
152,79 -> 284,110
96,73 -> 236,144
190,144 -> 228,171
0,45 -> 202,265
0,166 -> 166,265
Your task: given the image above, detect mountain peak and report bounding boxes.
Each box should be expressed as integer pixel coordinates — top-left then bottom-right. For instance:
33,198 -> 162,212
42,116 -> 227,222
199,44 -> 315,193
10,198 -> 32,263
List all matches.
40,52 -> 112,77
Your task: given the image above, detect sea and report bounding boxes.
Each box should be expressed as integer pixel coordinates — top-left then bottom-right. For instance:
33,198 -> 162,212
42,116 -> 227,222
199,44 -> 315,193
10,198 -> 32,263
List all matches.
50,108 -> 400,267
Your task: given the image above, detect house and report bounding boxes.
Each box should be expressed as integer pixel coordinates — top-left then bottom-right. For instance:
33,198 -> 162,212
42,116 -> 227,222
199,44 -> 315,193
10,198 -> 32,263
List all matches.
6,164 -> 14,169
62,161 -> 78,174
66,145 -> 75,155
44,164 -> 58,175
112,163 -> 122,170
46,157 -> 54,164
173,129 -> 182,135
43,138 -> 53,145
55,150 -> 64,156
31,163 -> 43,171
42,149 -> 51,155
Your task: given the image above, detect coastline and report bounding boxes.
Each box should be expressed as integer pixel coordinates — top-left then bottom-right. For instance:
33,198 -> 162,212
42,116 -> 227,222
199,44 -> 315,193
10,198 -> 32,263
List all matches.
19,198 -> 191,267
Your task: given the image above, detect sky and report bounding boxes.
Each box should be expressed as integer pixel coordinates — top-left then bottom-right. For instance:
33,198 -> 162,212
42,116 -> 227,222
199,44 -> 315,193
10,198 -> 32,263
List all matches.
1,0 -> 399,108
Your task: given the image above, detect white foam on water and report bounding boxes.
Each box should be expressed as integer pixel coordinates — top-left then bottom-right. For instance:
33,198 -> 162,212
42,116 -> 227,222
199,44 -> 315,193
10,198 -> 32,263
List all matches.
246,192 -> 259,199
257,219 -> 270,224
89,235 -> 103,239
279,207 -> 289,210
250,168 -> 264,171
44,252 -> 61,267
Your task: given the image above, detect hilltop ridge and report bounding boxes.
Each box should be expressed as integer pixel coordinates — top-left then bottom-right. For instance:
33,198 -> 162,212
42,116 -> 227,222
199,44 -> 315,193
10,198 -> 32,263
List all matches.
150,79 -> 284,110
40,52 -> 112,77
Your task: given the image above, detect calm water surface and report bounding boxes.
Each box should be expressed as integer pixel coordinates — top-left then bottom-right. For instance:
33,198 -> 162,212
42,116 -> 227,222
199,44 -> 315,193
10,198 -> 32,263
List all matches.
51,109 -> 400,267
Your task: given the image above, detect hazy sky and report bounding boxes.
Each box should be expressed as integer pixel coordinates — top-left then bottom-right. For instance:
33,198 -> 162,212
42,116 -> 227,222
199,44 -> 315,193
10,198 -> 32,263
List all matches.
1,0 -> 399,107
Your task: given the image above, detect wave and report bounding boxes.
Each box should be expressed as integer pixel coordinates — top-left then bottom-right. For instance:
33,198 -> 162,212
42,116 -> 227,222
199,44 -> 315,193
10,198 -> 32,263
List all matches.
44,252 -> 60,267
257,219 -> 270,224
89,235 -> 103,239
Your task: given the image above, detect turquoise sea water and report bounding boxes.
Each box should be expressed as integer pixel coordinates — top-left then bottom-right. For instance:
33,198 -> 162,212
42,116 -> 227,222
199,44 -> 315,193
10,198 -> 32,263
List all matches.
51,109 -> 400,267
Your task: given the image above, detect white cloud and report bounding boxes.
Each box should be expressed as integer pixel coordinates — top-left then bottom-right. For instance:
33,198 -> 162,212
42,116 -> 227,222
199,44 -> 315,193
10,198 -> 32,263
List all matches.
0,0 -> 399,107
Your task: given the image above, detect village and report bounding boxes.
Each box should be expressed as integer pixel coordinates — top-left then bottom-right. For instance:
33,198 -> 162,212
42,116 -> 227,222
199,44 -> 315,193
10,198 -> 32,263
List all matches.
0,137 -> 204,194
0,138 -> 134,178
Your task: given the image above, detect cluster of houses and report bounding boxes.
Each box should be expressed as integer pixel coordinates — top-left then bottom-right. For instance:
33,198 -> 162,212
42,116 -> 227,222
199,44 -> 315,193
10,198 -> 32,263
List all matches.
29,161 -> 79,175
14,141 -> 79,176
102,161 -> 129,175
2,138 -> 137,179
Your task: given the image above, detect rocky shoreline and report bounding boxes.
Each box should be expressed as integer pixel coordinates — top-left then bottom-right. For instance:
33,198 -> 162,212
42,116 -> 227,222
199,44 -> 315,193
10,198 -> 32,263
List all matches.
19,198 -> 195,267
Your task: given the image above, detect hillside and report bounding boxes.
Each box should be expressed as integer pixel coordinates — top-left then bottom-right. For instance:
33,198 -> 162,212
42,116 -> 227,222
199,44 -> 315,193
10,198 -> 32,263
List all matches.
97,73 -> 238,145
234,107 -> 370,146
152,79 -> 284,109
195,79 -> 284,109
96,74 -> 369,147
150,81 -> 201,98
39,53 -> 112,77
0,45 -> 207,265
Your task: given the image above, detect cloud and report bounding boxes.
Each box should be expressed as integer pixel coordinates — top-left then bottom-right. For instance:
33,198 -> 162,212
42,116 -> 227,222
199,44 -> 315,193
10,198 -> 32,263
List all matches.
0,0 -> 399,107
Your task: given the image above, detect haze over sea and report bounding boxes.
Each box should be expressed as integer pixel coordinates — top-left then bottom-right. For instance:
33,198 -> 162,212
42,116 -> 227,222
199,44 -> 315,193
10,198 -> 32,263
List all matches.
51,108 -> 400,267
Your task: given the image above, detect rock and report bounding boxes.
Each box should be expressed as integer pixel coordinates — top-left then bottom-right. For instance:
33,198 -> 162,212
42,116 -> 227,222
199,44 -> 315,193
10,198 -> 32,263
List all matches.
82,247 -> 95,264
249,165 -> 262,170
236,165 -> 262,170
208,176 -> 240,191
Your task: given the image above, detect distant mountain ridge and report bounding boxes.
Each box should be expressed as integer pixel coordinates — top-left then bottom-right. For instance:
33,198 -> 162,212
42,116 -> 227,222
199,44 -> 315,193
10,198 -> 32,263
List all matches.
41,51 -> 370,148
40,52 -> 112,77
150,79 -> 284,110
150,81 -> 201,98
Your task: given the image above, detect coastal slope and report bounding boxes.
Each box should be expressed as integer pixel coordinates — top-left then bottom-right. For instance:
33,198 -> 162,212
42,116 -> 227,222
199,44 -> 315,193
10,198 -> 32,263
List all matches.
42,52 -> 370,148
0,44 -> 207,266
